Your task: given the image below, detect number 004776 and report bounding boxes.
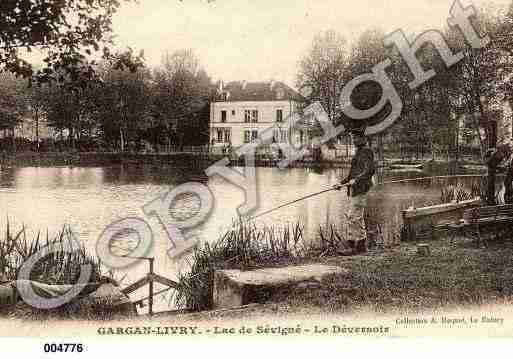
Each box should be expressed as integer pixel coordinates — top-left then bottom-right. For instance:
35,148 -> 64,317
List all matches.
43,343 -> 84,353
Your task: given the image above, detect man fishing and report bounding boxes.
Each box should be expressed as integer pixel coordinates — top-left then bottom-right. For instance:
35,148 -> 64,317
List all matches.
334,127 -> 375,255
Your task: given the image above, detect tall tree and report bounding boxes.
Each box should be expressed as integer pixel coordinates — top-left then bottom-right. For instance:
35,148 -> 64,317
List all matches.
93,59 -> 153,152
445,6 -> 502,156
152,49 -> 212,149
0,72 -> 28,151
44,78 -> 96,149
346,28 -> 393,129
296,30 -> 349,123
26,83 -> 51,150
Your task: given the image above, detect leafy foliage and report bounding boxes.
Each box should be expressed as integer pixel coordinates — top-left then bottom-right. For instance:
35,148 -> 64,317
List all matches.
297,3 -> 513,160
0,0 -> 136,82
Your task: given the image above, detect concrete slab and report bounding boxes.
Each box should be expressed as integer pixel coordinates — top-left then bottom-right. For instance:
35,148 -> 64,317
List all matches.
213,264 -> 346,309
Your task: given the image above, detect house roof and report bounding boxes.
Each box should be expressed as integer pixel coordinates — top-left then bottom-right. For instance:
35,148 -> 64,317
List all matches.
216,81 -> 304,102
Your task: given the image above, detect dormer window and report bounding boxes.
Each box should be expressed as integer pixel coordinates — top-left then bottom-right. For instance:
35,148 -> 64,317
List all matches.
219,91 -> 230,101
276,88 -> 285,100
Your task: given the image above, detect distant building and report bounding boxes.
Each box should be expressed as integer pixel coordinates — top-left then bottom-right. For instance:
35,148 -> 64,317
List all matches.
16,117 -> 56,141
209,80 -> 305,153
0,116 -> 56,141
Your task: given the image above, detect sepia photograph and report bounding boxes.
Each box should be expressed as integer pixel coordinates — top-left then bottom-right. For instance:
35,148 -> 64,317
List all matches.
1,0 -> 513,355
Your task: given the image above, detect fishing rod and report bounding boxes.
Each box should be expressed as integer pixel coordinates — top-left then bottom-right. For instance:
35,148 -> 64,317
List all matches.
247,183 -> 350,221
247,173 -> 487,221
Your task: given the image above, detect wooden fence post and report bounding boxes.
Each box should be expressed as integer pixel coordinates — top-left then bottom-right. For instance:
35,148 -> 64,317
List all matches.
148,258 -> 154,317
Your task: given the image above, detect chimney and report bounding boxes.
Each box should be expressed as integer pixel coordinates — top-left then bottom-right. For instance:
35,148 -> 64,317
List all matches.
218,80 -> 224,92
242,80 -> 247,90
270,79 -> 275,90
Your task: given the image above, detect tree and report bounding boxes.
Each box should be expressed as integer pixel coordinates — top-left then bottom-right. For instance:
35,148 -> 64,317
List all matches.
0,0 -> 136,82
0,72 -> 28,151
152,49 -> 213,150
93,61 -> 153,152
346,28 -> 394,130
445,6 -> 502,156
26,83 -> 51,151
44,78 -> 97,149
494,2 -> 513,110
296,30 -> 349,123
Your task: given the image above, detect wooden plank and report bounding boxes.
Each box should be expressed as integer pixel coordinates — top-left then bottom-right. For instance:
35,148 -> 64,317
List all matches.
402,198 -> 481,219
476,217 -> 513,224
463,205 -> 513,220
447,216 -> 513,228
479,204 -> 513,212
121,276 -> 151,295
152,274 -> 179,289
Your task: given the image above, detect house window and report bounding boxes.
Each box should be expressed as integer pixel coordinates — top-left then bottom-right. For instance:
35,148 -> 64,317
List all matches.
224,129 -> 231,143
221,111 -> 227,123
280,130 -> 288,143
273,130 -> 279,143
217,129 -> 223,142
232,110 -> 236,116
244,110 -> 251,123
244,130 -> 251,143
251,130 -> 258,141
251,110 -> 258,123
276,109 -> 283,122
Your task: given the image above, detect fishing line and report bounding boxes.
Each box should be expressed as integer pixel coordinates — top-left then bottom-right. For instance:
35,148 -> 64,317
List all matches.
246,174 -> 486,221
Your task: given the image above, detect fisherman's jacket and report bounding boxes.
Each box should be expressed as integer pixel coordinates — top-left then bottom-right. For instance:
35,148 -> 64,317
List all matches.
342,146 -> 375,197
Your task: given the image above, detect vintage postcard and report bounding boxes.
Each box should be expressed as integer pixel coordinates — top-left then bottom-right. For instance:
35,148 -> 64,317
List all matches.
1,0 -> 513,356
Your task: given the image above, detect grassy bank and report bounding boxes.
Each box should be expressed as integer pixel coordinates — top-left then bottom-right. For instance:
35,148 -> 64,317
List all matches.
0,224 -> 126,320
175,224 -> 513,316
274,237 -> 513,313
174,182 -> 507,314
0,224 -> 102,284
174,219 -> 403,312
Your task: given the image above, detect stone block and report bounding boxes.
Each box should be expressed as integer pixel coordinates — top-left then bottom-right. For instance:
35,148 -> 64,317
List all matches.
213,264 -> 346,309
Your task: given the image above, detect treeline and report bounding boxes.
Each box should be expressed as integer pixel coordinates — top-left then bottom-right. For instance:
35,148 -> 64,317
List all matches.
296,3 -> 513,160
0,49 -> 214,153
2,3 -> 513,157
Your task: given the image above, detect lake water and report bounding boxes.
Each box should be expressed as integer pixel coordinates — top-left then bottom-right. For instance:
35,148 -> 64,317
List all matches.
0,164 -> 486,312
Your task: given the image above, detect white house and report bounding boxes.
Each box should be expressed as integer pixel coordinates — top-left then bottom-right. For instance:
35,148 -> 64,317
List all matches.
209,80 -> 305,154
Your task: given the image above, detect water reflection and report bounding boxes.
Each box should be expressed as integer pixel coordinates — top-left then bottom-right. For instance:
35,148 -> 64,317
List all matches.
0,164 -> 488,312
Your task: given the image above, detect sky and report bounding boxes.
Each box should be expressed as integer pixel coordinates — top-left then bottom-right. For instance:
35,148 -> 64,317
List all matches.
105,0 -> 510,86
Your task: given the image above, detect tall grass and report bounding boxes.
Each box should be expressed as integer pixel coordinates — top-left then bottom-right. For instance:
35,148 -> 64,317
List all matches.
175,181 -> 486,312
0,223 -> 102,285
440,182 -> 481,203
174,221 -> 307,311
174,218 -> 403,311
0,223 -> 131,320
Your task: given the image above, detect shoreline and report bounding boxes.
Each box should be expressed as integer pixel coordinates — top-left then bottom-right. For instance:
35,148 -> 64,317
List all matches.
0,151 -> 349,168
0,151 -> 484,170
2,238 -> 513,324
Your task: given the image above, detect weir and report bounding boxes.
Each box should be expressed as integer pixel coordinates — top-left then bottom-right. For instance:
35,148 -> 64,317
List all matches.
402,197 -> 482,241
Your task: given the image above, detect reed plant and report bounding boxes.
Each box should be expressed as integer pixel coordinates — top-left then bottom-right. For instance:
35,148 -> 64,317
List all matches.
0,222 -> 129,320
174,217 -> 403,311
174,220 -> 308,311
440,183 -> 479,203
0,222 -> 102,285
